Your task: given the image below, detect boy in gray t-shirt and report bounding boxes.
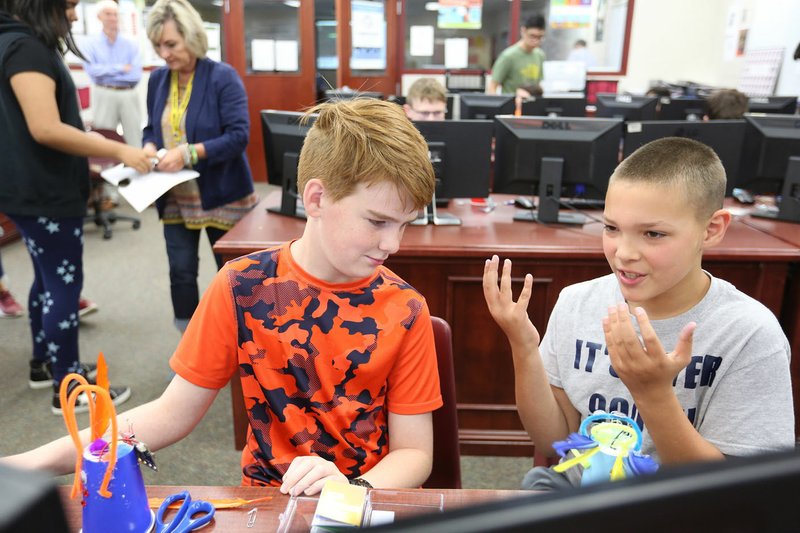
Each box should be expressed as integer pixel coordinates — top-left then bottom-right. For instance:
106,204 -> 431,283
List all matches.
483,137 -> 794,488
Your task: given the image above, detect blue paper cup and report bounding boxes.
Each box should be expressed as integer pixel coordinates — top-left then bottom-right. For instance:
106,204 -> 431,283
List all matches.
81,442 -> 154,533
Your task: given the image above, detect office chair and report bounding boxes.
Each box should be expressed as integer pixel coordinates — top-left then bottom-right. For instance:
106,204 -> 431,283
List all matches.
84,128 -> 141,239
228,315 -> 462,489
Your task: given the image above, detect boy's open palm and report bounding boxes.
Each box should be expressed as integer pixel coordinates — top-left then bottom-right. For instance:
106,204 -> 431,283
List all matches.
603,304 -> 695,398
483,256 -> 540,347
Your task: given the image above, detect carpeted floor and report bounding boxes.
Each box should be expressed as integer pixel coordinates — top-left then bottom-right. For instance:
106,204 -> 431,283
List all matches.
0,182 -> 531,489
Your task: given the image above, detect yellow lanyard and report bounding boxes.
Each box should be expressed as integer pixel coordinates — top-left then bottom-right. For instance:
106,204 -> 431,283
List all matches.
170,70 -> 194,143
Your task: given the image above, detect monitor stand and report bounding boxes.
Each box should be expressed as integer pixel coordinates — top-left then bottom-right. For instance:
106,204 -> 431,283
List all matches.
411,191 -> 461,226
750,156 -> 800,224
514,157 -> 586,225
267,152 -> 306,219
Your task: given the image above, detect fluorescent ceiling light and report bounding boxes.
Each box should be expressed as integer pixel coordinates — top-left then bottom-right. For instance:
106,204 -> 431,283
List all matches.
211,0 -> 223,6
284,1 -> 300,7
425,2 -> 439,11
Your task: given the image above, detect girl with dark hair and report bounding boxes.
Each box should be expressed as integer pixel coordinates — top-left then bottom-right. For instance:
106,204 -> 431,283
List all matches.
0,0 -> 151,413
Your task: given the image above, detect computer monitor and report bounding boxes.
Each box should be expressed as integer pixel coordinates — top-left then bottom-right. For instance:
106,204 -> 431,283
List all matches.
520,94 -> 587,117
324,89 -> 384,101
365,449 -> 800,532
493,116 -> 623,224
656,96 -> 708,120
459,94 -> 515,120
411,119 -> 494,225
747,96 -> 798,115
595,93 -> 658,121
0,463 -> 70,532
738,113 -> 800,223
261,109 -> 316,218
622,119 -> 746,196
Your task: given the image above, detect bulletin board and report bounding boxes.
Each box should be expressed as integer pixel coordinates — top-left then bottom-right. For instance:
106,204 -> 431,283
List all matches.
738,47 -> 785,97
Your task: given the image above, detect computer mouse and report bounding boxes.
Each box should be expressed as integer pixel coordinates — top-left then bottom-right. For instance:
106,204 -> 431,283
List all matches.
514,196 -> 535,209
732,188 -> 755,205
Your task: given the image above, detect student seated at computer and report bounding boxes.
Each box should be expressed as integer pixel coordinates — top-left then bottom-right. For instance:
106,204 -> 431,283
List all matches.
705,88 -> 748,120
1,99 -> 443,496
403,77 -> 448,121
483,137 -> 794,490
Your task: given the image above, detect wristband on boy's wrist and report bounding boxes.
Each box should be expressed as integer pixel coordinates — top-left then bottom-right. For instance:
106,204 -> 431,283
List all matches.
348,477 -> 372,489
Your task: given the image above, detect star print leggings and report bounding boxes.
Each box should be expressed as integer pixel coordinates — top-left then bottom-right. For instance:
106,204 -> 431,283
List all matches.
9,215 -> 84,384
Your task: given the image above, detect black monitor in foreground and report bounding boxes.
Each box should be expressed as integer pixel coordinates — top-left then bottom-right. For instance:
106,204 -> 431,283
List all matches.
411,119 -> 493,225
261,109 -> 316,218
738,113 -> 800,223
493,116 -> 623,225
656,96 -> 708,120
747,96 -> 797,115
365,449 -> 800,533
520,94 -> 586,117
622,119 -> 746,196
459,94 -> 515,120
595,93 -> 658,121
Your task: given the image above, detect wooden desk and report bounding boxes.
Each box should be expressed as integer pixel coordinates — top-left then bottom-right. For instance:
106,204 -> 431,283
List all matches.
58,485 -> 526,532
215,193 -> 800,455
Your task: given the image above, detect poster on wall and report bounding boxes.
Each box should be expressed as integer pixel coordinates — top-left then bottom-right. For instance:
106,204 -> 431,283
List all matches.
350,0 -> 386,70
437,0 -> 482,30
550,0 -> 593,29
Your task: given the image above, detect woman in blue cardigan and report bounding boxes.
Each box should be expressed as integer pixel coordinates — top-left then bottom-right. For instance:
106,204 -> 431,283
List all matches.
143,0 -> 257,334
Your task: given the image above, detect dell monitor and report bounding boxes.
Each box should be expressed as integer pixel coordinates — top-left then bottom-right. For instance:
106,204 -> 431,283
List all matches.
459,94 -> 515,120
656,96 -> 708,121
493,116 -> 624,224
365,449 -> 800,533
411,119 -> 494,225
622,119 -> 746,196
747,96 -> 797,115
520,94 -> 587,117
738,113 -> 800,223
261,109 -> 316,218
595,93 -> 658,121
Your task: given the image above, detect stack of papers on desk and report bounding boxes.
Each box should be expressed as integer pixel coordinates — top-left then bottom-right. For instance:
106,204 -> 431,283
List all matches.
100,164 -> 199,213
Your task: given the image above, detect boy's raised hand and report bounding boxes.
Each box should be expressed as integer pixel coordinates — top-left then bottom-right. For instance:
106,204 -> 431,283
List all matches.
603,303 -> 695,399
280,455 -> 348,496
482,255 -> 540,348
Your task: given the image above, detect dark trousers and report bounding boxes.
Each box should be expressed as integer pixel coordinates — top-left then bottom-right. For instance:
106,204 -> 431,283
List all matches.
9,215 -> 84,382
163,223 -> 226,321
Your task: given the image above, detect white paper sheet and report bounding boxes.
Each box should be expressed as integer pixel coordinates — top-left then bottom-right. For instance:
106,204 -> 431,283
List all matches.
251,39 -> 276,71
410,25 -> 434,57
444,38 -> 468,69
100,164 -> 199,213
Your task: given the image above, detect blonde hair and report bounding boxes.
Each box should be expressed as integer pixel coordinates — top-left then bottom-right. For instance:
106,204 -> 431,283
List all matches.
611,137 -> 725,220
407,78 -> 447,106
146,0 -> 208,59
298,99 -> 435,209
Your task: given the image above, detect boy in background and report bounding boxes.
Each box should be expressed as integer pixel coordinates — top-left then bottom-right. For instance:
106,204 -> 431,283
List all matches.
706,88 -> 748,120
3,99 -> 441,496
488,15 -> 547,95
484,137 -> 794,489
403,77 -> 447,121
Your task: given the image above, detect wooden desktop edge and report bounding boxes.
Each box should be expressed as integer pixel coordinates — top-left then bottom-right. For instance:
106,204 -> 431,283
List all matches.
57,485 -> 528,532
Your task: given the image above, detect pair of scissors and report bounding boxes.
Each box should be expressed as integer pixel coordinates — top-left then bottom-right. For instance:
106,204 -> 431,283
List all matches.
156,490 -> 216,532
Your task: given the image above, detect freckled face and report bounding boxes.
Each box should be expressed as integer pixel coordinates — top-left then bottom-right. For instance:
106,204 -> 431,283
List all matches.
309,181 -> 419,284
602,180 -> 710,318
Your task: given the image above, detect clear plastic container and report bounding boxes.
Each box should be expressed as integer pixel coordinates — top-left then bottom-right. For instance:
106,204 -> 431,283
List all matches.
277,489 -> 444,532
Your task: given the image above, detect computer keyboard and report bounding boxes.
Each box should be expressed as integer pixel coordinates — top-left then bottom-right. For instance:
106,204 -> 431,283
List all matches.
561,197 -> 605,210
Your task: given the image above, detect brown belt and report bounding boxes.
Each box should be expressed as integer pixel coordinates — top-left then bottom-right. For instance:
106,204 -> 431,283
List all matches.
97,84 -> 136,91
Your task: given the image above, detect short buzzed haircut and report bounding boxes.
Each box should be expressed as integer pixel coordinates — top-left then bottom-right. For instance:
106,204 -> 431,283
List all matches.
611,137 -> 726,221
406,78 -> 446,105
298,99 -> 435,210
706,88 -> 748,120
